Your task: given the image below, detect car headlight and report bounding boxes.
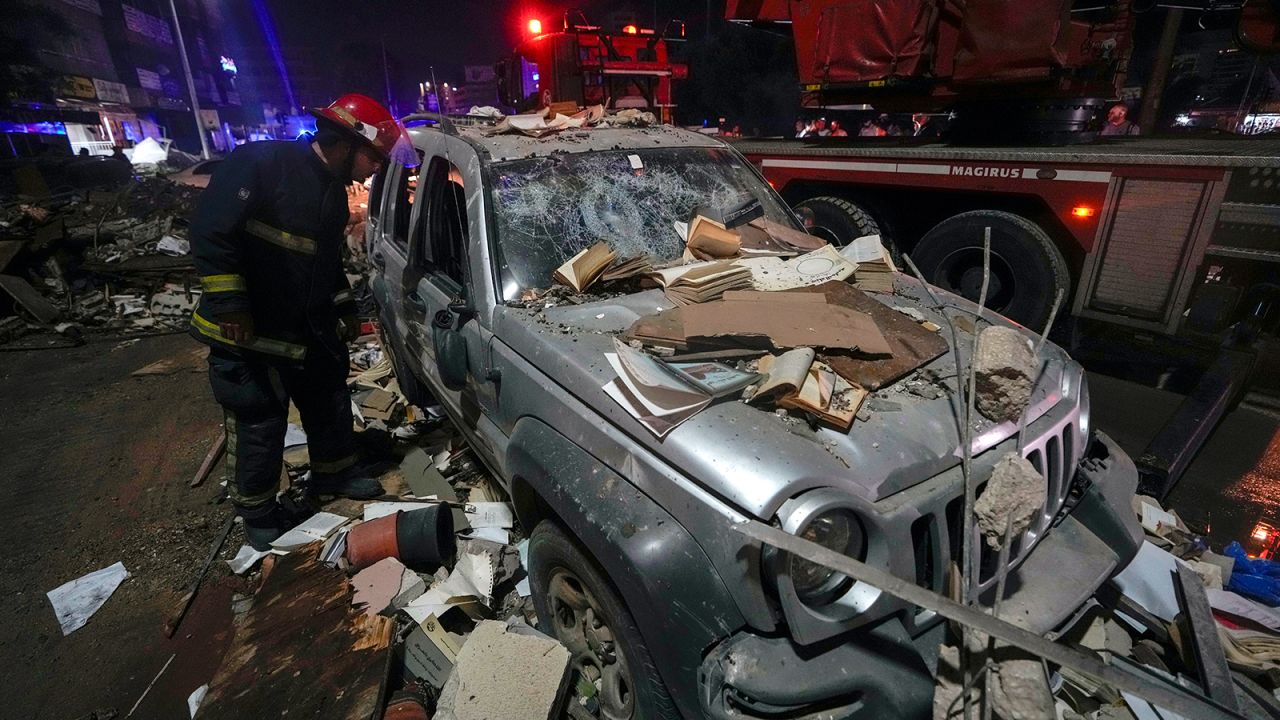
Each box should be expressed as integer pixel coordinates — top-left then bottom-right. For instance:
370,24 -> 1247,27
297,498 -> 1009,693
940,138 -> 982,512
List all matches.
788,510 -> 865,606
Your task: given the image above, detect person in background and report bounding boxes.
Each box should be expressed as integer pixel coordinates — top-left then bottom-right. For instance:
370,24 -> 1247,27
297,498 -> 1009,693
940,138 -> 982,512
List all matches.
1100,103 -> 1140,136
829,120 -> 848,137
794,120 -> 807,138
813,118 -> 831,137
859,118 -> 884,137
913,112 -> 941,138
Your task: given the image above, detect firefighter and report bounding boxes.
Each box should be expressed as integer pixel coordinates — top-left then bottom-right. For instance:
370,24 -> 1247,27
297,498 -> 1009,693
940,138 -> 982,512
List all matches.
188,94 -> 418,549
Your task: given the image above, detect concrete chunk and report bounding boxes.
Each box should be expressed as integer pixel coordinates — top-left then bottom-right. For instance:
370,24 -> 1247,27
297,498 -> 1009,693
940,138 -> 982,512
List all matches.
974,453 -> 1046,549
434,619 -> 572,720
974,326 -> 1037,423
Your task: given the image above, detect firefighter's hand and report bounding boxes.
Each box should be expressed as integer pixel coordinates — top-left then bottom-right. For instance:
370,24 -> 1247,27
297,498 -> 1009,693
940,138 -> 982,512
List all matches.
337,314 -> 360,342
218,312 -> 255,343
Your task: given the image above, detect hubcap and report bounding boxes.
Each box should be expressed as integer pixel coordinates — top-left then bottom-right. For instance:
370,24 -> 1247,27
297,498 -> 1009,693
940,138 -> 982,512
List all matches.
548,570 -> 635,719
933,247 -> 1015,313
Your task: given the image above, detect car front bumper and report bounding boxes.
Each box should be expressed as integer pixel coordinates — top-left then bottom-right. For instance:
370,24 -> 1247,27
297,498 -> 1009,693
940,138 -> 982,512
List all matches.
697,431 -> 1142,720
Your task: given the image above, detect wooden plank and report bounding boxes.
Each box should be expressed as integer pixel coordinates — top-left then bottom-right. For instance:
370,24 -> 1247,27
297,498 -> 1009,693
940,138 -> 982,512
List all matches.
199,546 -> 394,720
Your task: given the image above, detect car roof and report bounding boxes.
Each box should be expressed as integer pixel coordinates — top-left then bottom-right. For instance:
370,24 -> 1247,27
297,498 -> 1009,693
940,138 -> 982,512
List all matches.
405,123 -> 728,163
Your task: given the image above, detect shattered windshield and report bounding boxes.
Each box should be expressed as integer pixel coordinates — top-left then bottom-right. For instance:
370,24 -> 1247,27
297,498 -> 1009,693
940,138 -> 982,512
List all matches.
488,147 -> 797,301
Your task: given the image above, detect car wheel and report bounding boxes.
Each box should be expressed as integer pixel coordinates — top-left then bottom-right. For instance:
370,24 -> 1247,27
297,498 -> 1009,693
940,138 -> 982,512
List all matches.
794,196 -> 883,248
910,210 -> 1070,330
528,521 -> 680,720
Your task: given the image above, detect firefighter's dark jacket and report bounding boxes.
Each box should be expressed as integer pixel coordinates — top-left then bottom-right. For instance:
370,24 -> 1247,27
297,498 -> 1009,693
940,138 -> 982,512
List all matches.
188,139 -> 357,362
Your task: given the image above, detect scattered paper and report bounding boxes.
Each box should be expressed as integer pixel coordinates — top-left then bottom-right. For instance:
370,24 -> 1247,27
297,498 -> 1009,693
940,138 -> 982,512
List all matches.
516,539 -> 532,596
1140,500 -> 1180,536
840,235 -> 890,264
465,527 -> 511,544
403,552 -> 495,624
156,234 -> 189,256
269,511 -> 349,551
466,502 -> 515,529
188,684 -> 208,719
363,501 -> 439,522
1206,588 -> 1280,632
227,544 -> 270,574
1112,541 -> 1183,622
47,561 -> 130,635
737,245 -> 857,291
284,423 -> 308,448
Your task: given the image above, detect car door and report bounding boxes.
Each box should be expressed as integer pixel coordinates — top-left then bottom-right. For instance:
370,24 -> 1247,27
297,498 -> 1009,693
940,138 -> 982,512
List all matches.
405,137 -> 505,466
368,160 -> 430,379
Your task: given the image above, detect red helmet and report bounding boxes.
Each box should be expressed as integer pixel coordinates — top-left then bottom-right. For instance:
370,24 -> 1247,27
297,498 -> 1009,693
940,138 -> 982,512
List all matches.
310,93 -> 417,167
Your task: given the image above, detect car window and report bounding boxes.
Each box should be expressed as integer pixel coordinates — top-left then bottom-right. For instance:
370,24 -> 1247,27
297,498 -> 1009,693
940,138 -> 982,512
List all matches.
415,156 -> 468,286
487,147 -> 797,301
383,164 -> 418,253
368,166 -> 389,223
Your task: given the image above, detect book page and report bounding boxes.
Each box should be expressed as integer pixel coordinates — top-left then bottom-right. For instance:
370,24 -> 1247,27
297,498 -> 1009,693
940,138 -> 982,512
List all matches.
751,348 -> 816,402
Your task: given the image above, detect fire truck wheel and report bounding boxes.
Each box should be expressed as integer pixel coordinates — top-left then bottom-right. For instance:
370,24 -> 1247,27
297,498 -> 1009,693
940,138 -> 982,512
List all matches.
911,210 -> 1070,329
794,196 -> 882,248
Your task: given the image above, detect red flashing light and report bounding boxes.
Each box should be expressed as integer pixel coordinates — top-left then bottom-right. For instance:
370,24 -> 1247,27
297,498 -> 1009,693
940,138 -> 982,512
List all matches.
1254,524 -> 1271,543
622,24 -> 638,35
527,18 -> 543,35
1071,205 -> 1096,219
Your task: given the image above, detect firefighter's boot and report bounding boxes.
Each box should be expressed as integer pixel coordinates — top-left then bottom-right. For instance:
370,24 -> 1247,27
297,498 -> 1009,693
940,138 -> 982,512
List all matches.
310,468 -> 384,500
242,502 -> 308,551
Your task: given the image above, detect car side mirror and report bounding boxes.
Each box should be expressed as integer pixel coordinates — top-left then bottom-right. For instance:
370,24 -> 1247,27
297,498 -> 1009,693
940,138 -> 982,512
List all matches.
431,309 -> 469,391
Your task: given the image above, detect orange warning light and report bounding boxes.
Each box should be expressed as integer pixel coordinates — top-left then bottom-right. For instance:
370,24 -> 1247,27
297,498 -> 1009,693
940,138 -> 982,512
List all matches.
622,24 -> 638,34
1071,205 -> 1096,219
527,18 -> 543,35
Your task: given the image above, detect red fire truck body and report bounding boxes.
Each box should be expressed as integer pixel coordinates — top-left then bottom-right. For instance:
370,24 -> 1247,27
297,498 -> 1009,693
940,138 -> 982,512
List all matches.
737,137 -> 1280,336
497,19 -> 687,123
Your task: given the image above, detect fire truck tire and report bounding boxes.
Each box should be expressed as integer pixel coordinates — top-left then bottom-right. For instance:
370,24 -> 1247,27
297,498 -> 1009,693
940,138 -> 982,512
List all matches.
794,196 -> 882,247
911,210 -> 1070,329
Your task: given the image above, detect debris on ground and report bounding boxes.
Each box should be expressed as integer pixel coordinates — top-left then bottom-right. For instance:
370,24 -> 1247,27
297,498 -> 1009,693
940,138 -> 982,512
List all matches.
973,325 -> 1038,423
0,175 -> 204,348
46,561 -> 130,636
433,619 -> 572,720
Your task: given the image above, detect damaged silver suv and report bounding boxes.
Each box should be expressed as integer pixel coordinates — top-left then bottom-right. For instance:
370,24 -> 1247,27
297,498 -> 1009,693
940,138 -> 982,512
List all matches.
368,117 -> 1142,720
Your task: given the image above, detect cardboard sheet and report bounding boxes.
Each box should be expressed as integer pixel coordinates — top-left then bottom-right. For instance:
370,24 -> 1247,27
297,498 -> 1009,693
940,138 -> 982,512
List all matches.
680,292 -> 891,355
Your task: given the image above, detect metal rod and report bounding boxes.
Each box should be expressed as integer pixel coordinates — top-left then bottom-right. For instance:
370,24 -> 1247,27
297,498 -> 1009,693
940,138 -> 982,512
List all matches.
982,511 -> 1019,720
962,228 -> 992,601
165,0 -> 211,160
732,518 -> 1246,720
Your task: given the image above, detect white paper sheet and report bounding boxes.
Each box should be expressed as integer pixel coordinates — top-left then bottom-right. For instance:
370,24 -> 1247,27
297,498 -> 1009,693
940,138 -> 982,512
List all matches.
839,234 -> 888,264
1140,500 -> 1180,535
227,544 -> 270,574
269,511 -> 349,550
402,552 -> 494,624
47,561 -> 130,635
464,527 -> 511,545
465,502 -> 515,529
1112,541 -> 1184,622
188,684 -> 208,718
283,423 -> 308,448
363,502 -> 438,521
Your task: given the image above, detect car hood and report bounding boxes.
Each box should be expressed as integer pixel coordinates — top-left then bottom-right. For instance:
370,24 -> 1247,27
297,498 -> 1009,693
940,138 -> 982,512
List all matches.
493,278 -> 1072,520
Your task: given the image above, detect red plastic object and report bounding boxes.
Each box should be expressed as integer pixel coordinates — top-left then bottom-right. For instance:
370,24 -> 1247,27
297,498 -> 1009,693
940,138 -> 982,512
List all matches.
345,513 -> 400,571
383,697 -> 429,720
811,0 -> 937,83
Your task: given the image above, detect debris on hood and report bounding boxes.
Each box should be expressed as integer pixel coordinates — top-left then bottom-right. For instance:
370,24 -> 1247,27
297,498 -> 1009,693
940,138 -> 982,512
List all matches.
974,326 -> 1038,423
973,452 -> 1047,549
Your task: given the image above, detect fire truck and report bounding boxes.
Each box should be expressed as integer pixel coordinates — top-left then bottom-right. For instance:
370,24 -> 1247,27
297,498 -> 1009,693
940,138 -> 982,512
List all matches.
725,1 -> 1280,497
495,12 -> 688,123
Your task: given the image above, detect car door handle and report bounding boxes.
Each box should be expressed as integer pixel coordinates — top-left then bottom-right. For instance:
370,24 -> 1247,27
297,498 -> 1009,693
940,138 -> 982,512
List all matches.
407,290 -> 427,310
372,251 -> 385,269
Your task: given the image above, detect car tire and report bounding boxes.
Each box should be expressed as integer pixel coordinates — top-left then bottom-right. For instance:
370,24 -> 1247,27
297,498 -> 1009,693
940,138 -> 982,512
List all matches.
528,520 -> 680,720
910,210 -> 1070,330
794,196 -> 883,247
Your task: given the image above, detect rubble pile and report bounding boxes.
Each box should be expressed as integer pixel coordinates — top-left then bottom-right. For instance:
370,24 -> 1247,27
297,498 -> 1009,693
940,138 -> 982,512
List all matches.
0,176 -> 203,345
934,495 -> 1280,720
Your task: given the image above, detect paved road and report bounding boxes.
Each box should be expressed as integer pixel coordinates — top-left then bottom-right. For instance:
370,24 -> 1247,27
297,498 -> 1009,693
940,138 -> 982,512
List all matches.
1089,371 -> 1280,548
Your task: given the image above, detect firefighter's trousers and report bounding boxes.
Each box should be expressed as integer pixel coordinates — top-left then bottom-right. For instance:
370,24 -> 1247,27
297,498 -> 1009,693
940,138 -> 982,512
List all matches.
207,346 -> 357,518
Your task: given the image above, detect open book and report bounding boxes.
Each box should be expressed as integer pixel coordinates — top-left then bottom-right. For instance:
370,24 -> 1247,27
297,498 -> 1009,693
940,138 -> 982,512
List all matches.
686,215 -> 742,260
737,245 -> 858,292
553,241 -> 617,292
602,338 -> 757,438
749,347 -> 816,404
777,360 -> 868,430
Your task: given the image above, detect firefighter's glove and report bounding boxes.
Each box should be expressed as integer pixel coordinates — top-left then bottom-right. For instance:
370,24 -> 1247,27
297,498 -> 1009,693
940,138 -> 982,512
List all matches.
337,315 -> 360,343
217,311 -> 255,344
